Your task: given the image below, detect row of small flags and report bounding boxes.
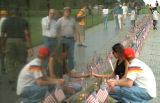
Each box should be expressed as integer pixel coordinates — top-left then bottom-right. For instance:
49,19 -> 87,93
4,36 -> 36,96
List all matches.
43,84 -> 109,103
44,88 -> 66,103
86,82 -> 109,103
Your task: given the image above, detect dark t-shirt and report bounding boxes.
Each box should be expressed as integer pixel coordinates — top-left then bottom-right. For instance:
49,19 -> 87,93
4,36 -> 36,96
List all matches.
114,60 -> 125,79
2,16 -> 29,38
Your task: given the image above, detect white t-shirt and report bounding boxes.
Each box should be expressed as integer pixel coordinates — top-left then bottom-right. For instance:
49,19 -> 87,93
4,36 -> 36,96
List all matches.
130,10 -> 136,20
0,17 -> 6,36
102,9 -> 109,16
153,10 -> 159,20
122,6 -> 128,14
17,58 -> 43,95
42,16 -> 57,38
127,59 -> 156,98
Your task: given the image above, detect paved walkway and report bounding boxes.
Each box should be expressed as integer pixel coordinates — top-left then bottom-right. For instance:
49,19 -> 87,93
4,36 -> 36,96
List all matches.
139,26 -> 160,103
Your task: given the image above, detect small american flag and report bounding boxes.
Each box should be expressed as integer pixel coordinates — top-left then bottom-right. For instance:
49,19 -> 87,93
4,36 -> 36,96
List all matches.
96,89 -> 108,103
44,93 -> 57,103
95,63 -> 101,71
91,66 -> 98,73
86,92 -> 99,103
54,88 -> 66,102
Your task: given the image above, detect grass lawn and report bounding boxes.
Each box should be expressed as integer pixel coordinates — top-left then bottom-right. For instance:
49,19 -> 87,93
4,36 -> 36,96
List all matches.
26,17 -> 43,46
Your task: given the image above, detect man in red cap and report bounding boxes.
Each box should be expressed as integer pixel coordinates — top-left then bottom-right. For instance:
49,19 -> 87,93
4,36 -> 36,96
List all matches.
17,47 -> 64,103
107,48 -> 156,103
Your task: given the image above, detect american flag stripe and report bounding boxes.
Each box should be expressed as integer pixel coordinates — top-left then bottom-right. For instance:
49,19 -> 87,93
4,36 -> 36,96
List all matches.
96,89 -> 108,102
91,66 -> 98,73
44,94 -> 57,103
86,94 -> 99,103
54,89 -> 66,102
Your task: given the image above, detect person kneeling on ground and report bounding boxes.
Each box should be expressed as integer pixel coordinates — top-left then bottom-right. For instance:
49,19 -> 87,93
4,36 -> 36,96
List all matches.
17,47 -> 64,103
48,44 -> 90,96
92,43 -> 129,79
107,48 -> 156,103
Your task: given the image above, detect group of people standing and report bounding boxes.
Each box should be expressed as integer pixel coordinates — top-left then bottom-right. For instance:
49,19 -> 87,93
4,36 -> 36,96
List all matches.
148,0 -> 160,30
103,2 -> 138,30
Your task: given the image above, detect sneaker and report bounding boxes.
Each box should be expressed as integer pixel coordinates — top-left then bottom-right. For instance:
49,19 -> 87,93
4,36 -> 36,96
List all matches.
81,43 -> 87,47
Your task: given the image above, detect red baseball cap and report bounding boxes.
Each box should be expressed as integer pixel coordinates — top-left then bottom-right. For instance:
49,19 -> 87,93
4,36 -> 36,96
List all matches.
124,48 -> 135,59
38,47 -> 49,58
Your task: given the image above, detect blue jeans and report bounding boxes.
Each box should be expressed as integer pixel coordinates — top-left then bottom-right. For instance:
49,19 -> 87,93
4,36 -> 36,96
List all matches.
43,36 -> 57,53
60,37 -> 75,69
43,36 -> 57,68
103,15 -> 108,28
20,85 -> 48,103
114,15 -> 119,29
109,86 -> 153,103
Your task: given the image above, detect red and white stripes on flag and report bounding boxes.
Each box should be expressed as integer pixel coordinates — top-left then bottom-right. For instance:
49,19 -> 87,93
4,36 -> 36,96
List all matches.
44,94 -> 57,103
96,89 -> 108,103
54,88 -> 66,102
86,94 -> 99,103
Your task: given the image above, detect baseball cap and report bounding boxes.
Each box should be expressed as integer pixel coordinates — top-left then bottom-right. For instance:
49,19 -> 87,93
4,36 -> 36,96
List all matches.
124,48 -> 135,59
38,47 -> 49,58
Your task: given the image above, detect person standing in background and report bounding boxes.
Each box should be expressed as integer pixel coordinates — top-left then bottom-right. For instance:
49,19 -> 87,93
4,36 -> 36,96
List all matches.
76,5 -> 87,47
117,4 -> 123,30
156,0 -> 159,8
0,10 -> 8,74
41,9 -> 57,53
56,7 -> 77,71
122,3 -> 128,25
102,6 -> 109,29
1,9 -> 33,90
130,7 -> 136,29
113,3 -> 119,30
152,7 -> 159,30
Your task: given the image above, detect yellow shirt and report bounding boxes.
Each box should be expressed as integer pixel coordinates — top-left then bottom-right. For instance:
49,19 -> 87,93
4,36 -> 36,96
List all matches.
77,9 -> 86,26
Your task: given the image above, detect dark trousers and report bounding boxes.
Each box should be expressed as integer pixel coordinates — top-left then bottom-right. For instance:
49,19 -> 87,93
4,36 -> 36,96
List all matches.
5,38 -> 27,81
153,20 -> 157,29
0,52 -> 5,73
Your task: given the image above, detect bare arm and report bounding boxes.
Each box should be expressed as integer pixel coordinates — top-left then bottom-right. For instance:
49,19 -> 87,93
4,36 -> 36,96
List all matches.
107,78 -> 134,90
68,70 -> 90,78
24,29 -> 32,49
121,60 -> 129,78
24,29 -> 33,57
48,57 -> 56,78
92,72 -> 114,78
36,76 -> 64,86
